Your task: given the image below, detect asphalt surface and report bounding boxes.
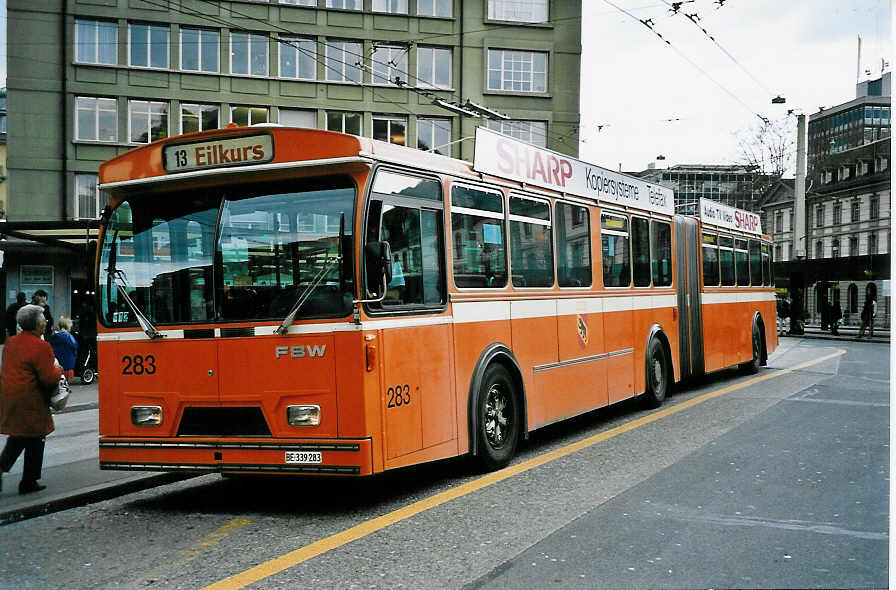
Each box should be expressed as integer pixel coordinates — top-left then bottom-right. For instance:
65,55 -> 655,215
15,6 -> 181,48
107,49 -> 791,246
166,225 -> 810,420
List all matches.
0,326 -> 888,526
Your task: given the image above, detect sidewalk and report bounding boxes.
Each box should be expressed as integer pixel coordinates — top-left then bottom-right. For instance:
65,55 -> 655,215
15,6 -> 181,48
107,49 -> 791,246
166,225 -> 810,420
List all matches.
0,380 -> 188,525
778,322 -> 890,344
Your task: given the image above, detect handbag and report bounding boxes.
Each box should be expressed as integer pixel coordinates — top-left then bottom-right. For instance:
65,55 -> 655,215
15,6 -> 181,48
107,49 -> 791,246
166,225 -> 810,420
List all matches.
49,374 -> 71,412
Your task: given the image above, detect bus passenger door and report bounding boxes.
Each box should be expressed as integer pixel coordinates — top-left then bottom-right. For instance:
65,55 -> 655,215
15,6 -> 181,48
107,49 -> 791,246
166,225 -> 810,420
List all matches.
367,172 -> 453,464
674,216 -> 704,378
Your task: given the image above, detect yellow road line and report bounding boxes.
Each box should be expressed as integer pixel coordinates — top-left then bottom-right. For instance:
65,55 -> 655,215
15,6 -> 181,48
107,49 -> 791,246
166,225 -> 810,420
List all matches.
179,518 -> 252,565
204,349 -> 845,590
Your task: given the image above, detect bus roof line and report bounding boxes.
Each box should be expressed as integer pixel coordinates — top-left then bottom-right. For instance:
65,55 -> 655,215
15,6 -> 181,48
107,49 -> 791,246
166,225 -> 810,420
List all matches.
99,156 -> 374,190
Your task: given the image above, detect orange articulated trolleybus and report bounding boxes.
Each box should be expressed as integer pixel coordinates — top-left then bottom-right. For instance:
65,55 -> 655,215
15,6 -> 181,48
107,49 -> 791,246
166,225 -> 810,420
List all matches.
96,125 -> 777,476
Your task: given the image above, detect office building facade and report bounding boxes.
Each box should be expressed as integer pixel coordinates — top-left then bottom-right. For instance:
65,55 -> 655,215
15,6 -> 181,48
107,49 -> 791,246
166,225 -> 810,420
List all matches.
3,0 -> 582,321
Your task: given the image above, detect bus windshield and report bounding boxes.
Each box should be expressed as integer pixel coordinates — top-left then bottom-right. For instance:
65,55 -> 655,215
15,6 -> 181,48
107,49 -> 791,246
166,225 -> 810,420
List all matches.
99,175 -> 356,327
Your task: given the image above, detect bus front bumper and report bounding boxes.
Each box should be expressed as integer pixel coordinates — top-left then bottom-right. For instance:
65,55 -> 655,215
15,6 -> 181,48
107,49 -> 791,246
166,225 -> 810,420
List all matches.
99,437 -> 374,476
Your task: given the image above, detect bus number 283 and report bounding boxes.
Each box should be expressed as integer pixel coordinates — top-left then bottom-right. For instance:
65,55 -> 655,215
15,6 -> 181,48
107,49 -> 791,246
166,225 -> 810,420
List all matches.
121,354 -> 157,375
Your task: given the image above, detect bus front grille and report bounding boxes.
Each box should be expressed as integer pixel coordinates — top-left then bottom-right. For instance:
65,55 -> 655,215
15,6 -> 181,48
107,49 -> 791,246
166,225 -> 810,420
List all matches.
177,407 -> 271,437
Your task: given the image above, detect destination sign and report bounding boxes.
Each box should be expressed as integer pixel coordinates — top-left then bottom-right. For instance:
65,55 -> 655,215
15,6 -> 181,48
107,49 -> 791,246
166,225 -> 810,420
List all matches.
699,197 -> 762,235
472,127 -> 674,216
163,134 -> 274,173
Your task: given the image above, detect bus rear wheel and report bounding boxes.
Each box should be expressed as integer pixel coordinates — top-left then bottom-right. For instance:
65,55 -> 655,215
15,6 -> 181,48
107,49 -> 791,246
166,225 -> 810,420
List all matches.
739,323 -> 761,374
642,338 -> 669,409
474,364 -> 520,472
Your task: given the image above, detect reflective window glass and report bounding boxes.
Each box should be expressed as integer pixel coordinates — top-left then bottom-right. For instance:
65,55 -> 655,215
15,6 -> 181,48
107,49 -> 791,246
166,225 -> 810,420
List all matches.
510,196 -> 552,287
601,213 -> 629,287
556,202 -> 591,287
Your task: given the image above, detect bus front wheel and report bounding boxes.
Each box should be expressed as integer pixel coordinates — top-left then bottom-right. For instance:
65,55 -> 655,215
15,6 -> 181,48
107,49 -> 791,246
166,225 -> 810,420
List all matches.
642,337 -> 669,409
474,363 -> 520,472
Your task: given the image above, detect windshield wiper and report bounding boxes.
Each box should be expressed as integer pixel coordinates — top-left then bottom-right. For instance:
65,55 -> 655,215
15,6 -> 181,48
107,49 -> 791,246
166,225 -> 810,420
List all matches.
106,267 -> 164,340
275,213 -> 344,336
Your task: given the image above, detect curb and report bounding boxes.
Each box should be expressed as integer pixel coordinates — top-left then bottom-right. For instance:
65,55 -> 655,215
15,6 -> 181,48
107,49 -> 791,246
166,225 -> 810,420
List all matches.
0,472 -> 193,526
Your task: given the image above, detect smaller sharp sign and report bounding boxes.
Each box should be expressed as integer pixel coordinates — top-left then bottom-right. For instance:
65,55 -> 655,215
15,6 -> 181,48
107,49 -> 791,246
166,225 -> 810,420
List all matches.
473,127 -> 674,216
163,134 -> 274,173
699,198 -> 762,235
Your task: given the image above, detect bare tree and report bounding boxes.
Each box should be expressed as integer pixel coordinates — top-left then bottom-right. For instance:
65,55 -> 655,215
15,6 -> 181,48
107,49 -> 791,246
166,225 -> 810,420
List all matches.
733,116 -> 796,210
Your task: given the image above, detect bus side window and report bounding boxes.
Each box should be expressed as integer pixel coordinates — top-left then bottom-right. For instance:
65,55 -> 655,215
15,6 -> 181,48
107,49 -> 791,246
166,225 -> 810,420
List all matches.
509,195 -> 553,288
701,232 -> 719,287
600,213 -> 630,287
749,240 -> 762,286
650,220 -> 672,287
761,242 -> 771,286
451,185 -> 507,288
556,202 -> 591,287
734,239 -> 749,285
718,235 -> 735,286
631,216 -> 650,287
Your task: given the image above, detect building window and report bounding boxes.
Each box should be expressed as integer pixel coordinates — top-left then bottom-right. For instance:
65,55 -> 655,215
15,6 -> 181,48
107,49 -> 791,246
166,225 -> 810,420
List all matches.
870,195 -> 879,219
417,46 -> 452,89
372,0 -> 407,13
815,240 -> 823,259
325,40 -> 363,82
326,0 -> 362,10
373,115 -> 407,145
869,232 -> 878,255
129,23 -> 169,69
231,32 -> 268,76
278,37 -> 317,80
851,200 -> 860,222
76,97 -> 117,142
129,100 -> 168,143
487,49 -> 547,93
75,19 -> 117,65
831,238 -> 839,258
181,104 -> 219,134
230,106 -> 268,126
486,120 -> 547,147
279,108 -> 316,128
326,111 -> 361,135
849,236 -> 858,257
488,0 -> 548,23
371,45 -> 408,85
815,204 -> 824,227
280,0 -> 317,5
784,209 -> 790,231
774,211 -> 783,233
417,118 -> 451,155
774,243 -> 782,260
832,202 -> 841,225
75,174 -> 109,219
181,27 -> 219,73
417,0 -> 452,17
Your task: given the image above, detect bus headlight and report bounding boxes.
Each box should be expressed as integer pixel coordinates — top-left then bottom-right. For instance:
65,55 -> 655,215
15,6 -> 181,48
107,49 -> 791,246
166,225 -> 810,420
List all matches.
131,406 -> 162,426
287,405 -> 320,427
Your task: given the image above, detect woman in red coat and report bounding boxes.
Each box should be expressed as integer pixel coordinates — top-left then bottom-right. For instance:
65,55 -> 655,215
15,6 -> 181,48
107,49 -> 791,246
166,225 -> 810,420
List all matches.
0,304 -> 63,494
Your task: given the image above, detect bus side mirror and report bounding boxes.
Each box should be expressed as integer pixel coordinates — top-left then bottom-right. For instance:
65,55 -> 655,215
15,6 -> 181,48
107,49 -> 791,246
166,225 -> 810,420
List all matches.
365,241 -> 392,291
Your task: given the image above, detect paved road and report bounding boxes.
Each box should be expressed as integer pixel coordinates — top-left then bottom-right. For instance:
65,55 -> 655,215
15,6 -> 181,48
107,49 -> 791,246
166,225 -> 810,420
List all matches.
0,338 -> 888,589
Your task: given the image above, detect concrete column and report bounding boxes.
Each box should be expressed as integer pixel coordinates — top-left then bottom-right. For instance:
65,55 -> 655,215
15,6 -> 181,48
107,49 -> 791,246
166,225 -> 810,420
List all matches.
793,114 -> 807,258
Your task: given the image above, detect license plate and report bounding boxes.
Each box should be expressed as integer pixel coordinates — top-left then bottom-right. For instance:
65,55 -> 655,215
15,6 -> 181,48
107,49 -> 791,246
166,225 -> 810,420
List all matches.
285,451 -> 322,464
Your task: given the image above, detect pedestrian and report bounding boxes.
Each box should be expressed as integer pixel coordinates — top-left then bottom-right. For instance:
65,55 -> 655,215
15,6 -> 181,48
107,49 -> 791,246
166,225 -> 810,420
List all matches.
48,316 -> 78,381
31,290 -> 53,338
4,292 -> 26,338
857,288 -> 877,339
831,300 -> 842,335
0,304 -> 63,494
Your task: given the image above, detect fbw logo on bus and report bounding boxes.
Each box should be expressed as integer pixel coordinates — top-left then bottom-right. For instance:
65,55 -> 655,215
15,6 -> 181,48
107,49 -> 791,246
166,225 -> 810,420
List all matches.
275,345 -> 327,358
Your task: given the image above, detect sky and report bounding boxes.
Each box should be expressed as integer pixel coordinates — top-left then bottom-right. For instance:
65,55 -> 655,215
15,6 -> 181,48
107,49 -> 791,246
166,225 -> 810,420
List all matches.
0,0 -> 889,173
579,0 -> 892,173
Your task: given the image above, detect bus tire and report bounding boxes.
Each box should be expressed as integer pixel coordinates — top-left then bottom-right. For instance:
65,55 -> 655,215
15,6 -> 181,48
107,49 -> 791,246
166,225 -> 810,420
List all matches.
740,322 -> 761,374
642,337 -> 669,409
473,363 -> 520,472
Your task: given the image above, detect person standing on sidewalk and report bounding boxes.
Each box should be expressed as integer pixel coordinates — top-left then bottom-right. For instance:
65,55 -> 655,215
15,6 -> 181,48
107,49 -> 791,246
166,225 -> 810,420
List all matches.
31,290 -> 53,339
4,292 -> 26,339
0,305 -> 63,494
48,316 -> 78,381
857,288 -> 877,339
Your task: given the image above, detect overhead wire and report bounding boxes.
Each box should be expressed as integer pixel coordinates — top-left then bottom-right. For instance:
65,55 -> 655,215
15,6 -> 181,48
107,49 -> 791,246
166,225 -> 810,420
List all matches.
599,0 -> 770,124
